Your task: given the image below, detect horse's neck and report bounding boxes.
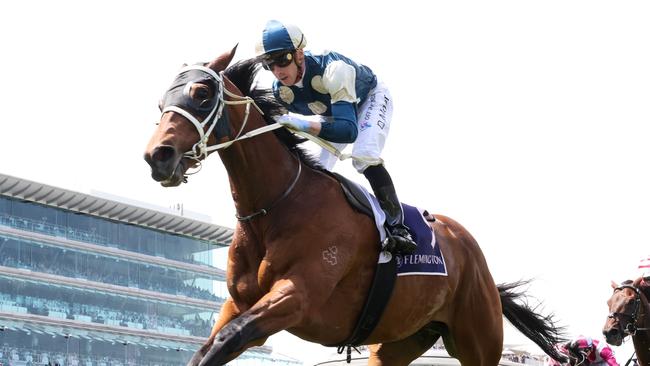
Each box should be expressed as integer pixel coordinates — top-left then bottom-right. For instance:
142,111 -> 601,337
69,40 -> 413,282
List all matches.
218,80 -> 298,216
634,291 -> 650,366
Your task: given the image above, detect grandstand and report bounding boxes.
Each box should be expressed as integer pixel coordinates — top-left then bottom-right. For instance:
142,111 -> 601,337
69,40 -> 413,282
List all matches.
0,173 -> 301,365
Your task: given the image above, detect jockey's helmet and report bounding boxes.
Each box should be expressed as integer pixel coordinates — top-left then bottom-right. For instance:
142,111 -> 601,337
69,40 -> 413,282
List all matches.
638,256 -> 650,280
569,336 -> 593,354
255,20 -> 306,57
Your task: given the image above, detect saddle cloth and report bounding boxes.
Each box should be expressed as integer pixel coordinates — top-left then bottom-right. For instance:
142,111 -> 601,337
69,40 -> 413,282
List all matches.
345,179 -> 447,276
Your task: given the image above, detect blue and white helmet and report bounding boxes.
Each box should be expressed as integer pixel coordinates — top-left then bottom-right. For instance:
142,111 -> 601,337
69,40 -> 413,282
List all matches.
255,20 -> 307,56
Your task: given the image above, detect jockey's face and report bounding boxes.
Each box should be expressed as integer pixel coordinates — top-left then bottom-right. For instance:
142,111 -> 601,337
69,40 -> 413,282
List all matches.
270,49 -> 304,86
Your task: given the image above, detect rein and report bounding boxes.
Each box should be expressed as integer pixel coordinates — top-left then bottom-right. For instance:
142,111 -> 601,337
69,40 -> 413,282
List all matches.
162,64 -> 303,221
161,64 -> 382,174
159,63 -> 379,220
609,284 -> 649,336
573,352 -> 588,366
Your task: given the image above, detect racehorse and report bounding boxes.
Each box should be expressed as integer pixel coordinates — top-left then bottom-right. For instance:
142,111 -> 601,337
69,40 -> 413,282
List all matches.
143,46 -> 567,366
545,341 -> 608,366
603,278 -> 650,366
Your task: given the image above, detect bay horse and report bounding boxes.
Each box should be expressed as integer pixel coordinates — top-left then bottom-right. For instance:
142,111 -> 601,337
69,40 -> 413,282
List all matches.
143,46 -> 567,366
603,278 -> 650,366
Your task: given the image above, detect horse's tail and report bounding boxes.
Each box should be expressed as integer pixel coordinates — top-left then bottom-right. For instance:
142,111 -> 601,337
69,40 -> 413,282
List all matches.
498,280 -> 568,363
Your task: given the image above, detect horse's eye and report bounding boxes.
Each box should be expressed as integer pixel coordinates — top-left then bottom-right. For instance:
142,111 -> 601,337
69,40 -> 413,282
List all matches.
190,83 -> 213,100
195,87 -> 210,100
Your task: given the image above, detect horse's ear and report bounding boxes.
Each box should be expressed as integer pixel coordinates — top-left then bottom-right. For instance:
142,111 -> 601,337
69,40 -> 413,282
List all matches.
207,44 -> 238,72
611,280 -> 619,289
633,277 -> 643,287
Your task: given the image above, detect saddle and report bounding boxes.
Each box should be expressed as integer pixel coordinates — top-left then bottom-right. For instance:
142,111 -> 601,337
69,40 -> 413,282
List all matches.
324,172 -> 444,361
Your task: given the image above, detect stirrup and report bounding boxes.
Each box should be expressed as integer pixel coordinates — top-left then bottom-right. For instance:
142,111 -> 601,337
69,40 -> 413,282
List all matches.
383,228 -> 417,255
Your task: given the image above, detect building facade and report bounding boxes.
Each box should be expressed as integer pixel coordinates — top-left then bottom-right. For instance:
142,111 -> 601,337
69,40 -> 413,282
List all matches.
0,173 -> 300,366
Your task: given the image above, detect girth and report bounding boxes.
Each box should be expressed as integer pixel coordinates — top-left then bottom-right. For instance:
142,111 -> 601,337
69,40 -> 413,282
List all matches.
325,172 -> 398,362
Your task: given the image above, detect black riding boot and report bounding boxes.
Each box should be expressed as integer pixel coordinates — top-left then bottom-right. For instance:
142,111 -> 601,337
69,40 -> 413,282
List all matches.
363,165 -> 418,254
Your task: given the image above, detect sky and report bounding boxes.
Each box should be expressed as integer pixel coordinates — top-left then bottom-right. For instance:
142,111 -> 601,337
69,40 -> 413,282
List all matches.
1,0 -> 649,364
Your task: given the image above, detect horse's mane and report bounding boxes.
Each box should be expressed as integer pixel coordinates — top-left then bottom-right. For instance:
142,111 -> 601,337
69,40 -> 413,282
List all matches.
223,58 -> 325,171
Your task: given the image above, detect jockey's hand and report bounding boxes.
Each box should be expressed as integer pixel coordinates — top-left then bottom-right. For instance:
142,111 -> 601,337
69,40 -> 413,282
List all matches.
277,114 -> 312,132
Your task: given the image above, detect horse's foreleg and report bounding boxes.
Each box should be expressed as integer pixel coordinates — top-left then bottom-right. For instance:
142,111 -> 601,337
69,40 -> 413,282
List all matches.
198,279 -> 305,366
367,325 -> 441,366
187,297 -> 244,366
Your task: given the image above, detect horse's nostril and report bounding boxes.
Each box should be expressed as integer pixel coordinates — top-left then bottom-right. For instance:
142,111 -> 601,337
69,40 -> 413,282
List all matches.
152,145 -> 176,163
604,327 -> 619,338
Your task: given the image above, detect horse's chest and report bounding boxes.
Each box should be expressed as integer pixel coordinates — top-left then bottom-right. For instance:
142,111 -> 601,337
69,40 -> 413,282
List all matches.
230,258 -> 274,306
231,274 -> 262,306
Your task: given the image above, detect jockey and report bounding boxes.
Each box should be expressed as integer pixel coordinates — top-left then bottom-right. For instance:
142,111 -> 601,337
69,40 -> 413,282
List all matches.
637,256 -> 650,296
255,19 -> 417,254
566,336 -> 619,366
638,256 -> 650,282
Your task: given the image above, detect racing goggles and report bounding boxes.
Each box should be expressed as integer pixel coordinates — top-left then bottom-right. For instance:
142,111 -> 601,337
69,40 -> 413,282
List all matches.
261,51 -> 294,70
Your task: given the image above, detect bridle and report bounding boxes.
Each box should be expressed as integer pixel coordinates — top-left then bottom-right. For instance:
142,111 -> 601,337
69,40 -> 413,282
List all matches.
570,349 -> 590,366
159,64 -> 300,221
160,64 -> 283,164
553,344 -> 589,366
608,284 -> 648,336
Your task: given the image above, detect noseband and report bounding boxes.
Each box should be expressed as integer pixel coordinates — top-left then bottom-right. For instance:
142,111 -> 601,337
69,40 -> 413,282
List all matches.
608,284 -> 646,336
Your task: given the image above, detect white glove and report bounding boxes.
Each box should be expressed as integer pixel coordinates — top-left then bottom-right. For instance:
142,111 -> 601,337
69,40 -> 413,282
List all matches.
277,114 -> 312,132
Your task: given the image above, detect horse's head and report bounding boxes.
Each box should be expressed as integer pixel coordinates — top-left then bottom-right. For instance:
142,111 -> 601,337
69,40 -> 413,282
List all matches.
603,278 -> 642,345
143,46 -> 238,187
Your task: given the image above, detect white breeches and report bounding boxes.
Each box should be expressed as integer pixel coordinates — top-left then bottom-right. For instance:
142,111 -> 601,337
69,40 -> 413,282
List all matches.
318,80 -> 393,172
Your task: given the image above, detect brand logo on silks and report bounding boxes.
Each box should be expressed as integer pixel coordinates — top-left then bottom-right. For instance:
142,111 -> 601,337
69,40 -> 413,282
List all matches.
396,204 -> 448,276
359,119 -> 372,131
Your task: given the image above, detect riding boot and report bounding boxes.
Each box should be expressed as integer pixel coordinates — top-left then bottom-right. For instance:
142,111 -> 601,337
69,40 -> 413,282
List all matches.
363,165 -> 418,254
375,185 -> 418,254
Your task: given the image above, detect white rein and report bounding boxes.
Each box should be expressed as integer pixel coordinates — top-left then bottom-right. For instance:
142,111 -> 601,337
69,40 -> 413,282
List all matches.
160,64 -> 378,170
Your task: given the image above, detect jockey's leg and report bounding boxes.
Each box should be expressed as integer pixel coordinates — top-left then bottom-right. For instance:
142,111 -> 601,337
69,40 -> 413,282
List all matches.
363,164 -> 417,254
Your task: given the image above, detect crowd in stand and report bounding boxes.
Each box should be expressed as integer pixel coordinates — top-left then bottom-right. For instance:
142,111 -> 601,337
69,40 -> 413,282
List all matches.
0,294 -> 212,338
0,251 -> 221,303
0,344 -> 189,366
0,213 -> 217,269
503,354 -> 544,365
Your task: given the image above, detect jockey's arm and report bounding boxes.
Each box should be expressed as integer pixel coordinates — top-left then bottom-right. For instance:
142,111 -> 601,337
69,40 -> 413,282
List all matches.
319,60 -> 360,143
317,102 -> 357,142
276,105 -> 357,143
599,346 -> 620,366
278,60 -> 359,142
